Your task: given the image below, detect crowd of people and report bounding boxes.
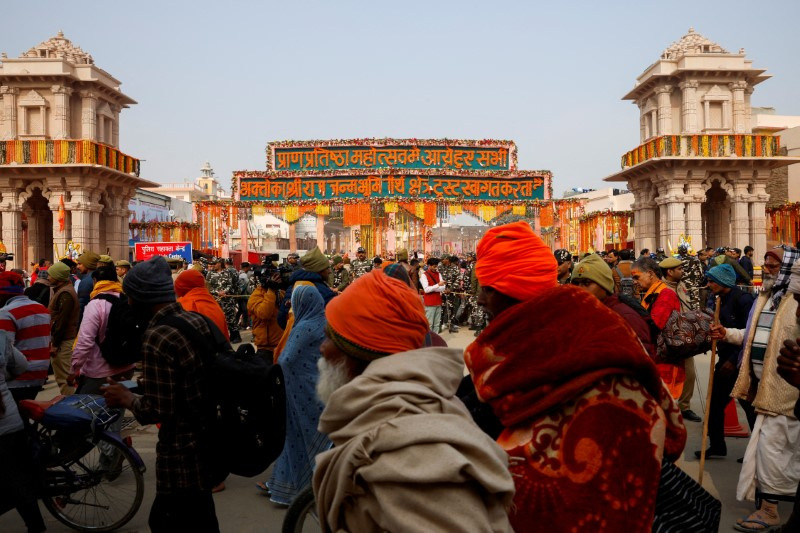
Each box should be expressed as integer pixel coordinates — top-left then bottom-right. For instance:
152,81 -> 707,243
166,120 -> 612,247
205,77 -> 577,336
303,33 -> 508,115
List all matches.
2,227 -> 800,531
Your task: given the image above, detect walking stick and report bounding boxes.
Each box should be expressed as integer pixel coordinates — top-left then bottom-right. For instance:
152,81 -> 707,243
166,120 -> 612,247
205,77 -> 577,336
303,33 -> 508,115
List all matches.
698,295 -> 721,485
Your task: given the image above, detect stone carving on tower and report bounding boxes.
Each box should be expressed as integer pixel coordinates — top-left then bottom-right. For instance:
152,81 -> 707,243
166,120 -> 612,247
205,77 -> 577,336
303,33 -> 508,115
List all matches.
0,32 -> 156,265
605,28 -> 800,260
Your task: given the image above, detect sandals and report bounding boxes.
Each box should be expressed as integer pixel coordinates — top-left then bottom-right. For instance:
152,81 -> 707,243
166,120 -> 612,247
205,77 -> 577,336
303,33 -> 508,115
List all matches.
733,518 -> 781,532
255,482 -> 270,494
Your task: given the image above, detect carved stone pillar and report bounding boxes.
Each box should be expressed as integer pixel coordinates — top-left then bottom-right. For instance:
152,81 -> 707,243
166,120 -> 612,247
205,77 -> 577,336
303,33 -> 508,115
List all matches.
288,222 -> 297,253
685,182 -> 705,251
79,91 -> 98,140
638,101 -> 646,143
65,177 -> 101,252
750,175 -> 770,260
745,86 -> 754,133
0,188 -> 24,261
47,179 -> 70,256
0,86 -> 19,140
111,105 -> 121,148
730,179 -> 751,251
22,206 -> 39,266
729,81 -> 748,134
656,86 -> 673,136
316,215 -> 325,251
630,180 -> 657,253
51,85 -> 73,139
679,80 -> 699,134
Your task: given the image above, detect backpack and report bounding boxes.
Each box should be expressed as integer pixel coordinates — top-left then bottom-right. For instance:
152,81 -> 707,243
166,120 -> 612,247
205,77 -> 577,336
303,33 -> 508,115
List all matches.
655,309 -> 713,364
618,293 -> 661,345
615,265 -> 635,298
160,313 -> 286,481
93,293 -> 146,367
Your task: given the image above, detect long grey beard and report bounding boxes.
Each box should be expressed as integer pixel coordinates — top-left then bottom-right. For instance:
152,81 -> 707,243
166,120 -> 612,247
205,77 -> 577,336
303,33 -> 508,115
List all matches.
762,274 -> 776,293
316,357 -> 352,405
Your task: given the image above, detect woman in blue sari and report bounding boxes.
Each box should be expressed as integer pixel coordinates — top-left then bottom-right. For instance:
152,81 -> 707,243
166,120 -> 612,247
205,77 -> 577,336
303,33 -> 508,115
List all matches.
263,285 -> 331,505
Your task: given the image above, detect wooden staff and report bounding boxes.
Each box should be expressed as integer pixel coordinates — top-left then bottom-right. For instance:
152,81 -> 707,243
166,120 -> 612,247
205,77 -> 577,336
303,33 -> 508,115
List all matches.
698,295 -> 721,485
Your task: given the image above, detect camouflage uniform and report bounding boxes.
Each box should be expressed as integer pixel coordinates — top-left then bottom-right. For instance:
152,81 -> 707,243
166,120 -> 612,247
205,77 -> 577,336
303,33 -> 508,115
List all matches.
350,258 -> 372,279
329,267 -> 351,292
468,264 -> 486,329
207,265 -> 239,338
679,253 -> 705,311
440,263 -> 461,329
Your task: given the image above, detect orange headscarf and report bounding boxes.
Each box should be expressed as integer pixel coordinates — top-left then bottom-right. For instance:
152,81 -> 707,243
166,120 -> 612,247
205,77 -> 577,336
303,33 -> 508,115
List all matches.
174,270 -> 230,340
325,269 -> 428,360
476,221 -> 557,301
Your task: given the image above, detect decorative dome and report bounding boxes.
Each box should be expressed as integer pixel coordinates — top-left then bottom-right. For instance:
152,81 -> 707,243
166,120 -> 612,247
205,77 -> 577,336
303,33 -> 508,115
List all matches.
661,28 -> 729,60
20,31 -> 93,65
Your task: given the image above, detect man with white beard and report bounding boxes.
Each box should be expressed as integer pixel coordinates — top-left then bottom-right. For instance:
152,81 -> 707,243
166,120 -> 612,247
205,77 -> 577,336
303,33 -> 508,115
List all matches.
715,246 -> 800,530
313,269 -> 515,533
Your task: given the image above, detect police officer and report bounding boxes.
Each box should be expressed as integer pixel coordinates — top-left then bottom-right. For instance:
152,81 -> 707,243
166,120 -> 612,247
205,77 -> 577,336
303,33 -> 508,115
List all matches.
328,255 -> 351,293
350,247 -> 372,279
207,258 -> 241,343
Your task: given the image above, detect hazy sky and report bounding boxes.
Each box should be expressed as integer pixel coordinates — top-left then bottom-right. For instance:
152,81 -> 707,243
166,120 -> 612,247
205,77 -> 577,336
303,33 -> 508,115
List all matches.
3,1 -> 799,195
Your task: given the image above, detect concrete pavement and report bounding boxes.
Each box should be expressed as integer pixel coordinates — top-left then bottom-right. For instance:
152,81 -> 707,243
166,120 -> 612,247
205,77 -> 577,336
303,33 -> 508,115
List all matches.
1,327 -> 794,531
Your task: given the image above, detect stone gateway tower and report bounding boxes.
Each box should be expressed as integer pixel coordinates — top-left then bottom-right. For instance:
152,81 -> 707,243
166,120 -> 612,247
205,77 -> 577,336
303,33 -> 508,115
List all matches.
606,29 -> 799,259
0,32 -> 154,265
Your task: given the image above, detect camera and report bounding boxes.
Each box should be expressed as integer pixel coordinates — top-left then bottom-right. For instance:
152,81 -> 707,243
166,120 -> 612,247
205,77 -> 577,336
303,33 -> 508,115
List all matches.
252,253 -> 290,290
0,253 -> 13,262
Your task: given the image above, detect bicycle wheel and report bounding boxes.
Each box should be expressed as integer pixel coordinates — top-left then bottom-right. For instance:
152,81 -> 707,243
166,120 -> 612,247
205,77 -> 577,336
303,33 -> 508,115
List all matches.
42,433 -> 144,532
282,485 -> 320,533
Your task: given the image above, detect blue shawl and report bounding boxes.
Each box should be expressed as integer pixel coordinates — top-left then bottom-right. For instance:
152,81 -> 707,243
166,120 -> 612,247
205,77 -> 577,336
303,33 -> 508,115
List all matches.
268,285 -> 331,504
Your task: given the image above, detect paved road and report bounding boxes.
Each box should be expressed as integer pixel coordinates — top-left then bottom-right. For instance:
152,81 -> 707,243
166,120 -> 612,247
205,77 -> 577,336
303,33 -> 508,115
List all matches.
1,328 -> 794,531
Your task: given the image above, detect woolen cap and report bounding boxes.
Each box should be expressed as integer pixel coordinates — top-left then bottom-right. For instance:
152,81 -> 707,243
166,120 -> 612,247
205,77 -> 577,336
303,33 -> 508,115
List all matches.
122,255 -> 177,304
331,255 -> 343,265
396,248 -> 409,262
78,251 -> 100,270
0,271 -> 24,295
98,254 -> 113,264
659,257 -> 682,269
300,246 -> 329,273
47,262 -> 71,282
706,264 -> 736,289
570,253 -> 614,294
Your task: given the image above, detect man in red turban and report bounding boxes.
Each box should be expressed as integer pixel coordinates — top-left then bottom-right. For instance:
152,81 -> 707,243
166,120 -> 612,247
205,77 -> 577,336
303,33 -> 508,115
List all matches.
312,270 -> 515,532
464,222 -> 687,532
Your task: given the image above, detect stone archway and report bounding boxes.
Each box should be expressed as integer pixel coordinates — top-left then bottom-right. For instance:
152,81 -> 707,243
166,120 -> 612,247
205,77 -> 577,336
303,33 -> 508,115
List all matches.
21,187 -> 53,266
702,178 -> 732,247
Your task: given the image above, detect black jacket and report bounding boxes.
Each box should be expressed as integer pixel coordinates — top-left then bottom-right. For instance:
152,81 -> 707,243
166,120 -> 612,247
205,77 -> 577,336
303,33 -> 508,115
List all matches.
715,286 -> 755,364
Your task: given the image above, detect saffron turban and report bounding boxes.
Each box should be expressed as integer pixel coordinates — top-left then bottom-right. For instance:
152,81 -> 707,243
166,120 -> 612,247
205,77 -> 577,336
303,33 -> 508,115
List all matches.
325,269 -> 429,361
476,221 -> 557,301
174,269 -> 206,297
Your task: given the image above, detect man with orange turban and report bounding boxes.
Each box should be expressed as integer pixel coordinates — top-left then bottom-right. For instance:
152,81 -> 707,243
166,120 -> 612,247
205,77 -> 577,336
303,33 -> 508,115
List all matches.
313,269 -> 514,532
174,270 -> 229,341
463,221 -> 687,532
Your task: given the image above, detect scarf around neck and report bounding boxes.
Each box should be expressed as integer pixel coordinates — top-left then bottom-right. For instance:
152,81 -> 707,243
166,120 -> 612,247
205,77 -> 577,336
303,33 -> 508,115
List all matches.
90,280 -> 123,299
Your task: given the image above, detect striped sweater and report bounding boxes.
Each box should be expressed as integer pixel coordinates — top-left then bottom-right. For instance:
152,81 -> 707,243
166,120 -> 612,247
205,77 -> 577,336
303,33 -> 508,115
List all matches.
0,295 -> 51,389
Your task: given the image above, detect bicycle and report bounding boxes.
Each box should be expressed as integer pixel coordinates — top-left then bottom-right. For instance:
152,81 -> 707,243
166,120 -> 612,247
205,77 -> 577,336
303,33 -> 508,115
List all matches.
281,485 -> 319,533
19,393 -> 146,532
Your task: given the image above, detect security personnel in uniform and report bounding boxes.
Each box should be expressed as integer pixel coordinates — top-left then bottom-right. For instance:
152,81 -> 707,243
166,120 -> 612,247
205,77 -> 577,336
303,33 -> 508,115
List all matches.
350,247 -> 372,279
328,255 -> 351,293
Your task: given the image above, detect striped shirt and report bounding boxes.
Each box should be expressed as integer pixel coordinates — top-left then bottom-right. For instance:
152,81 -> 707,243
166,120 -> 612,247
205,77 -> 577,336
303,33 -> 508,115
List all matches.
0,295 -> 51,389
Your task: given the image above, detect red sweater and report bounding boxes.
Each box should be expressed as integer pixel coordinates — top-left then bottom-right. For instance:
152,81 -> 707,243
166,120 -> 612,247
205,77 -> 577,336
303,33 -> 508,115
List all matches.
0,295 -> 51,388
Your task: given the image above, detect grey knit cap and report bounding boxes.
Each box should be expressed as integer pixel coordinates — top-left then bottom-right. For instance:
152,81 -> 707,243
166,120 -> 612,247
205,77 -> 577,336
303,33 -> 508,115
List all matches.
122,255 -> 176,304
